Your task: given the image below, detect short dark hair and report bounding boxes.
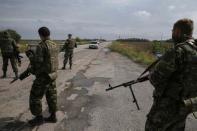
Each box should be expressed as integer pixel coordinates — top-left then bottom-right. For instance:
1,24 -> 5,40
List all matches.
173,18 -> 194,36
68,34 -> 72,37
38,27 -> 50,37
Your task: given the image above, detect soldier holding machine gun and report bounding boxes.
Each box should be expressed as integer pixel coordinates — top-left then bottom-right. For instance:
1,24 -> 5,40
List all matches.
107,18 -> 197,131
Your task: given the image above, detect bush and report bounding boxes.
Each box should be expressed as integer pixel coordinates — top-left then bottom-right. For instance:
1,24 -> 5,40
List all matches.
75,37 -> 81,42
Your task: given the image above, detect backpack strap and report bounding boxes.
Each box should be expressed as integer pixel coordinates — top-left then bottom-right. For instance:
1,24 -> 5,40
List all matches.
186,39 -> 197,52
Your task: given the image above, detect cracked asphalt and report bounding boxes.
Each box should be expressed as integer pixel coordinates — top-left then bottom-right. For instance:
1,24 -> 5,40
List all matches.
0,42 -> 196,131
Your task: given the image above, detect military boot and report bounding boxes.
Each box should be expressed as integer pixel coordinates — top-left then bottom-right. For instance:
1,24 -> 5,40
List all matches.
44,112 -> 57,123
28,115 -> 44,126
1,71 -> 7,78
14,72 -> 19,79
61,64 -> 66,70
69,64 -> 72,70
61,66 -> 66,70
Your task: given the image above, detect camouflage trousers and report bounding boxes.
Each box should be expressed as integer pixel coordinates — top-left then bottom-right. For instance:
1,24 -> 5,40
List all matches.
30,75 -> 57,116
2,53 -> 18,73
145,97 -> 189,131
63,50 -> 73,68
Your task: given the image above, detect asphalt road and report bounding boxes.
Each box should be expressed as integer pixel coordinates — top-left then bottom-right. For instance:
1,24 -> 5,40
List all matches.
0,42 -> 196,131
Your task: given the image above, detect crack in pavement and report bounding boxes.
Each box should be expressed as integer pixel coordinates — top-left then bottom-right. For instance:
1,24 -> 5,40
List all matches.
55,79 -> 110,131
54,49 -> 111,131
0,89 -> 9,93
67,50 -> 110,88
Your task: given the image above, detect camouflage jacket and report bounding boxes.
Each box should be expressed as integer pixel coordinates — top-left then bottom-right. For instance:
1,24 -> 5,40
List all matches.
62,38 -> 76,51
149,39 -> 197,101
30,39 -> 59,78
0,37 -> 18,55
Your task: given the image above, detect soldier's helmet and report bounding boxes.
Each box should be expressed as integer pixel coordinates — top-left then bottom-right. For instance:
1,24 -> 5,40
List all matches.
68,34 -> 72,37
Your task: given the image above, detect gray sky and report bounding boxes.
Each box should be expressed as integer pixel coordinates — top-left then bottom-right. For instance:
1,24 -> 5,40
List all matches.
0,0 -> 197,40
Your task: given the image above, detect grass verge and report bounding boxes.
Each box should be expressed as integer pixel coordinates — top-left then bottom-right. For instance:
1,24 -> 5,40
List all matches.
109,41 -> 156,65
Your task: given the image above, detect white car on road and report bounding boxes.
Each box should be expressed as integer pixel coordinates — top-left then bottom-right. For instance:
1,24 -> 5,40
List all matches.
89,41 -> 99,49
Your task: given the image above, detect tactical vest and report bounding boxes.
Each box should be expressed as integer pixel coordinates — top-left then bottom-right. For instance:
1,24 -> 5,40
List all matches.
44,40 -> 59,73
0,38 -> 15,54
177,40 -> 197,99
66,39 -> 75,49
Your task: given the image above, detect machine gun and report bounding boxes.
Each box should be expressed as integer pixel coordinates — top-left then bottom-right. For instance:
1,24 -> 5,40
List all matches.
106,57 -> 161,110
106,75 -> 149,110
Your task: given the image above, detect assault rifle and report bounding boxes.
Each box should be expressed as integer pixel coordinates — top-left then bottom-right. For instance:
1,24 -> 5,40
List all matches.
10,69 -> 31,84
106,75 -> 149,110
10,49 -> 34,84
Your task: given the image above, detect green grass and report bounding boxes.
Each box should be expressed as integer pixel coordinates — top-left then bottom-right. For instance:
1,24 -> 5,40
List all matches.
109,41 -> 156,65
18,40 -> 29,53
78,41 -> 89,45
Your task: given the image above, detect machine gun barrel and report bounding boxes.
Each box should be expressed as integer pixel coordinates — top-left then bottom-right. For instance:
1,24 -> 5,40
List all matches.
106,75 -> 148,91
106,75 -> 149,110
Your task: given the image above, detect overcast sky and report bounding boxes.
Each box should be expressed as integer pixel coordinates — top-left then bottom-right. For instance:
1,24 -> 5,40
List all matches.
0,0 -> 197,40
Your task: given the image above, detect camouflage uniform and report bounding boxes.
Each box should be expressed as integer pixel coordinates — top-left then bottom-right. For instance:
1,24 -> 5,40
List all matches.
62,38 -> 76,69
184,96 -> 197,112
29,39 -> 59,116
0,32 -> 18,77
146,39 -> 197,131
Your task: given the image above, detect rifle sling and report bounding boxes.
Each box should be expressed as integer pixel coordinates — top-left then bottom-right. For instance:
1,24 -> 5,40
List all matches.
138,58 -> 160,79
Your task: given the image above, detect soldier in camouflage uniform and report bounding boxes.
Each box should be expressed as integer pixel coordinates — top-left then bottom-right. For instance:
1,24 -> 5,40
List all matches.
145,18 -> 197,131
27,27 -> 59,126
61,34 -> 76,70
0,31 -> 19,78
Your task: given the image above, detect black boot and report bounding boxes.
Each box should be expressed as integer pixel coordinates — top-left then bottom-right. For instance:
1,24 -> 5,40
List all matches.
44,112 -> 57,123
14,72 -> 19,79
69,64 -> 72,70
62,63 -> 66,70
1,71 -> 6,78
28,115 -> 44,126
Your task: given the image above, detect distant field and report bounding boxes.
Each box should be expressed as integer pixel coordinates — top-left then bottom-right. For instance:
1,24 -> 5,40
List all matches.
109,41 -> 173,65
